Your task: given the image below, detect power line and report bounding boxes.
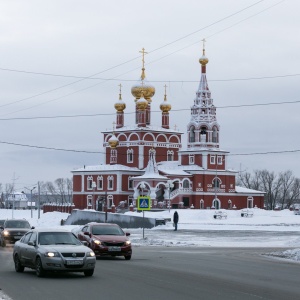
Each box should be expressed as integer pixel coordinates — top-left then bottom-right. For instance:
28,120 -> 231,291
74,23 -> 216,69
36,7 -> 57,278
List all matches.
0,0 -> 270,113
0,98 -> 299,121
1,139 -> 299,158
1,66 -> 298,82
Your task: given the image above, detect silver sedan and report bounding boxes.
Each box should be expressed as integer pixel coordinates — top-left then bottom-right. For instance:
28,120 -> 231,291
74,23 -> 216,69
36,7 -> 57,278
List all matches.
13,228 -> 96,277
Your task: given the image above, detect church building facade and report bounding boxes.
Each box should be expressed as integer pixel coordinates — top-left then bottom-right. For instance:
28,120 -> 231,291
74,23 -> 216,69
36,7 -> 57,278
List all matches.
71,48 -> 264,211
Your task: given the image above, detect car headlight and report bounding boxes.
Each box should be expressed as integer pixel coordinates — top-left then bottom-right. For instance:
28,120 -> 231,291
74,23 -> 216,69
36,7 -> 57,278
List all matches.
44,252 -> 59,257
86,251 -> 95,257
125,241 -> 131,246
92,239 -> 101,245
3,230 -> 9,236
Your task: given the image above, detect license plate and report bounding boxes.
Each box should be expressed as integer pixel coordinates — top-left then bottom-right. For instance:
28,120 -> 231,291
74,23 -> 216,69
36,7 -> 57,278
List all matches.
66,260 -> 83,265
108,246 -> 121,252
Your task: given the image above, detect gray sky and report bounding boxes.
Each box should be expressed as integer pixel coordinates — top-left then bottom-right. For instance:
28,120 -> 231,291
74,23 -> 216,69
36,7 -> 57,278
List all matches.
0,0 -> 299,191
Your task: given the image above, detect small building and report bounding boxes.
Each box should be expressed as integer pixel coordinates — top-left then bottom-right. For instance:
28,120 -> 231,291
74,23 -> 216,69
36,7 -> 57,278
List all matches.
6,192 -> 28,209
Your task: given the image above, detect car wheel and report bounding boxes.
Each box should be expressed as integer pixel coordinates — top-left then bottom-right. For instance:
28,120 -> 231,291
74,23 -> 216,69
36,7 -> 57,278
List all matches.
35,257 -> 45,277
124,255 -> 131,260
84,269 -> 94,277
14,254 -> 25,272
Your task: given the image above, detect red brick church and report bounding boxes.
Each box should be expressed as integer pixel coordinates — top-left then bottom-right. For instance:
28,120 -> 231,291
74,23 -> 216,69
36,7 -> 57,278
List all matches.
71,47 -> 264,211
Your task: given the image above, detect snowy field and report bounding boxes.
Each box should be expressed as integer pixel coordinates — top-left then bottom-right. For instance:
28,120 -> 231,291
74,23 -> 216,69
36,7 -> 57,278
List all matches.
1,208 -> 300,262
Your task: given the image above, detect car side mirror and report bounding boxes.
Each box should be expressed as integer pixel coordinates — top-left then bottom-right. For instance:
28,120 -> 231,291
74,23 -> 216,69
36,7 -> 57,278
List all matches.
83,232 -> 90,236
28,241 -> 36,246
31,226 -> 35,229
126,232 -> 130,236
81,241 -> 89,246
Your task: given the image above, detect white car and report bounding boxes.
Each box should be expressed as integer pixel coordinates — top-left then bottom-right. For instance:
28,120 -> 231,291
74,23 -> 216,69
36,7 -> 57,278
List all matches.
13,228 -> 96,277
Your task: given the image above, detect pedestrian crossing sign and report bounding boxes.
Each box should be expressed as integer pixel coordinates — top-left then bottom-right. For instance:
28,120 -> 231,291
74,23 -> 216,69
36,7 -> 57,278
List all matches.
137,196 -> 151,210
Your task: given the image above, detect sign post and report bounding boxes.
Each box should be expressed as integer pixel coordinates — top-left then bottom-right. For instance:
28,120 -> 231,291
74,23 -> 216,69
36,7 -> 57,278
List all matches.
137,196 -> 151,239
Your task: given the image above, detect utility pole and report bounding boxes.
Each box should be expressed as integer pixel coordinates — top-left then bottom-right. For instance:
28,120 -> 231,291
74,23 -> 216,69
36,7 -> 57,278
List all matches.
38,182 -> 41,219
11,173 -> 19,219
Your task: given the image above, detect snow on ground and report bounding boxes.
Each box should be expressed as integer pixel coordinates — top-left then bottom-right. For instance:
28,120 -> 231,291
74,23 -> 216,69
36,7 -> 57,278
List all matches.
1,208 -> 300,262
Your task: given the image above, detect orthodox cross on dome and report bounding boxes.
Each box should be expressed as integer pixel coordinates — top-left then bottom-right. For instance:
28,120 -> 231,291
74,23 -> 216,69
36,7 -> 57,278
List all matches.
112,121 -> 116,132
201,38 -> 206,55
118,83 -> 122,100
139,47 -> 148,81
174,124 -> 177,130
164,84 -> 167,101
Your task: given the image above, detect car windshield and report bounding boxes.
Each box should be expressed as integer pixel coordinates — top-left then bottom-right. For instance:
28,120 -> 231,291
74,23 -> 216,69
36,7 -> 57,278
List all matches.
5,220 -> 31,228
39,232 -> 81,245
92,225 -> 124,236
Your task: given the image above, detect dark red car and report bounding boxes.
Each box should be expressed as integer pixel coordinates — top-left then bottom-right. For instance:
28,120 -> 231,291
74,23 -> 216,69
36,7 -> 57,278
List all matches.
77,223 -> 132,260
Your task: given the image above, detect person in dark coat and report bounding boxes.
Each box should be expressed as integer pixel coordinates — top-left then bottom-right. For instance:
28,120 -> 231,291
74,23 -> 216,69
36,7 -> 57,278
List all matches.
173,211 -> 179,231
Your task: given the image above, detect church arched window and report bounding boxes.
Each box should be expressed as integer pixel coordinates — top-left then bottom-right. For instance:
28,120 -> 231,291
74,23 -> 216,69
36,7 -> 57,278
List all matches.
189,126 -> 195,143
183,179 -> 190,189
127,149 -> 133,163
87,176 -> 93,190
108,176 -> 114,190
97,176 -> 103,190
167,150 -> 174,161
212,127 -> 218,143
213,177 -> 220,188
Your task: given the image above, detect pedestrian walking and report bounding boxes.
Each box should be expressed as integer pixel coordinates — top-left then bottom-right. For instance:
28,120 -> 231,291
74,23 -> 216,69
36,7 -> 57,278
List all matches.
173,211 -> 179,231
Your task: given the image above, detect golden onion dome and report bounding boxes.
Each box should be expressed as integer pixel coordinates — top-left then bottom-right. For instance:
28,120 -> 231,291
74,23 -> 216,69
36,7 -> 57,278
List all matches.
160,88 -> 171,113
114,98 -> 126,112
199,49 -> 209,66
108,134 -> 119,148
136,94 -> 148,110
131,79 -> 155,102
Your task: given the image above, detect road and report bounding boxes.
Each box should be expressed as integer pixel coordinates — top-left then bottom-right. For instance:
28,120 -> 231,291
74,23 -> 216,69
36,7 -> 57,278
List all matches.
0,245 -> 299,300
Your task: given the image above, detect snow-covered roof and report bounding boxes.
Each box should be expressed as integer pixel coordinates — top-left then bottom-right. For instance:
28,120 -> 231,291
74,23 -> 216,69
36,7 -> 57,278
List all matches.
157,161 -> 204,176
72,164 -> 140,172
133,148 -> 168,180
235,186 -> 265,194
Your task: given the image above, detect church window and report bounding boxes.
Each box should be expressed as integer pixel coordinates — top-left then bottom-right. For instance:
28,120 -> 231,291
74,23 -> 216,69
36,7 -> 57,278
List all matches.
127,149 -> 133,163
87,176 -> 93,190
128,177 -> 133,190
212,127 -> 217,143
213,178 -> 220,188
167,150 -> 174,161
189,126 -> 195,143
210,155 -> 216,164
183,179 -> 190,189
107,195 -> 113,208
87,195 -> 92,207
217,156 -> 223,165
189,155 -> 194,164
108,176 -> 114,190
110,149 -> 117,164
200,199 -> 204,209
97,176 -> 103,190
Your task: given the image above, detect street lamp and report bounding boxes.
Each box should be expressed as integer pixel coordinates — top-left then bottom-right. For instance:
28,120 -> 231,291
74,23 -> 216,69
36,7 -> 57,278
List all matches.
25,186 -> 36,218
140,183 -> 146,239
165,180 -> 174,213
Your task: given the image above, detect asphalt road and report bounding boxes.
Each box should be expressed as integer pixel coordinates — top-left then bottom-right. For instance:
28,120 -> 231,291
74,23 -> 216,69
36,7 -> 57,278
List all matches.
1,244 -> 300,300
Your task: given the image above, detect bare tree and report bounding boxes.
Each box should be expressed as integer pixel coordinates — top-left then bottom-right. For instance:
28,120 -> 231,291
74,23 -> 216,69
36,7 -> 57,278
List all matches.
285,178 -> 300,208
258,170 -> 283,210
278,170 -> 295,209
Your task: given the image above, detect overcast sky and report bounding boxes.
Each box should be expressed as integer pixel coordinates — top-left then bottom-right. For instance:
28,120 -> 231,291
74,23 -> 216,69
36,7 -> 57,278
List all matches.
0,0 -> 299,191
